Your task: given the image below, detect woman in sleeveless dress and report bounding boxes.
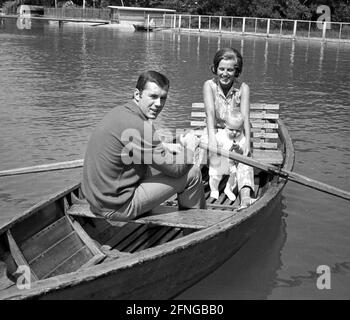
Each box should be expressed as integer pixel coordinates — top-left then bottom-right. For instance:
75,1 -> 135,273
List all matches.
203,47 -> 255,208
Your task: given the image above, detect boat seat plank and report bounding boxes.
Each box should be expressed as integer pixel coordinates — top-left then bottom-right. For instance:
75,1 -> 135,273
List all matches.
133,209 -> 234,229
67,203 -> 233,230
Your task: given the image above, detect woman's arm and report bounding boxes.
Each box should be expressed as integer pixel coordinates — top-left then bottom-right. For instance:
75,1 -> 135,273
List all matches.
240,82 -> 251,155
203,80 -> 217,147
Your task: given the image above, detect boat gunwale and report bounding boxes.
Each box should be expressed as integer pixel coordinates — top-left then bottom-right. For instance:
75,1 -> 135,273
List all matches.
0,119 -> 294,300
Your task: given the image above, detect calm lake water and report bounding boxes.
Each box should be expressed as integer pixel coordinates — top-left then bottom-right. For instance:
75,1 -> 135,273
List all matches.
0,18 -> 349,300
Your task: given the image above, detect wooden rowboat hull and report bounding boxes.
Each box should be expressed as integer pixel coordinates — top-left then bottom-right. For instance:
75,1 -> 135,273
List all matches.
133,24 -> 153,31
0,119 -> 294,300
40,194 -> 284,300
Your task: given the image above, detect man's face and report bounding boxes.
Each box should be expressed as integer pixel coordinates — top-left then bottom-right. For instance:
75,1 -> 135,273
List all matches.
135,81 -> 168,120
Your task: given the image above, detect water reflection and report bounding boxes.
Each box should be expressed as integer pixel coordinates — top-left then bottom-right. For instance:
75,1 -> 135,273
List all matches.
240,38 -> 244,56
217,34 -> 221,48
16,17 -> 31,30
264,40 -> 268,75
177,196 -> 287,299
335,43 -> 340,73
319,42 -> 324,72
196,34 -> 200,59
289,40 -> 295,73
304,40 -> 309,63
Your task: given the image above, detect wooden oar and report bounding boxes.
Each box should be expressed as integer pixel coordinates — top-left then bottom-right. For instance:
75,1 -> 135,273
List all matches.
199,142 -> 350,201
1,143 -> 349,201
0,159 -> 84,177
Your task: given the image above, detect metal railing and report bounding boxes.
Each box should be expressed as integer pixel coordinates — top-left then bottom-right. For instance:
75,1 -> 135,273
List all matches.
162,14 -> 350,42
44,7 -> 110,21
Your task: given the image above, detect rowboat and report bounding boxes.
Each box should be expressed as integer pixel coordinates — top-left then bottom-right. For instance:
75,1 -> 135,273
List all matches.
133,24 -> 154,31
0,103 -> 294,300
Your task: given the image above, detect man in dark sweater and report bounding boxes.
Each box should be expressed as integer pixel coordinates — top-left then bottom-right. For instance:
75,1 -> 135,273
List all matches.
82,70 -> 206,221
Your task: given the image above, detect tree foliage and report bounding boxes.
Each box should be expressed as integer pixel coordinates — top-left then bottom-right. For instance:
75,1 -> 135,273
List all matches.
1,0 -> 349,22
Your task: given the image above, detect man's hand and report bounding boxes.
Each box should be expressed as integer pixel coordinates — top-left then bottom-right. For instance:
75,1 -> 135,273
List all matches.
179,131 -> 199,152
163,142 -> 183,154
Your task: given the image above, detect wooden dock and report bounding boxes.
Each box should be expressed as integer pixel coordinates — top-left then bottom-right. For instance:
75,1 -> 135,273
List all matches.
0,15 -> 110,25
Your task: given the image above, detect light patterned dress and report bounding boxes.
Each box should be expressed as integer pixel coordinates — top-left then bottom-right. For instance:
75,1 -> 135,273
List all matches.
210,77 -> 243,129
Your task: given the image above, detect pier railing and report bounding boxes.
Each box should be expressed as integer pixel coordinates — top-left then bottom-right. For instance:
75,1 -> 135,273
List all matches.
161,14 -> 350,42
44,7 -> 110,21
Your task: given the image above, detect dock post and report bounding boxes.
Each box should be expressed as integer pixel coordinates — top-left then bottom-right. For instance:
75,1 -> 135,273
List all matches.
58,20 -> 63,28
266,18 -> 270,37
280,20 -> 283,37
255,18 -> 257,34
293,20 -> 297,39
178,15 -> 181,31
198,15 -> 201,32
322,21 -> 327,42
219,16 -> 222,33
242,17 -> 246,35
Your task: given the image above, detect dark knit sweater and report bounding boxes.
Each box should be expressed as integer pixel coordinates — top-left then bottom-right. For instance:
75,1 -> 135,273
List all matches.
82,100 -> 191,211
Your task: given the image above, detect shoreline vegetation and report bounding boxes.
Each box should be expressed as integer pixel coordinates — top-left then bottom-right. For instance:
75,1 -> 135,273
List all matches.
1,0 -> 349,23
1,1 -> 349,42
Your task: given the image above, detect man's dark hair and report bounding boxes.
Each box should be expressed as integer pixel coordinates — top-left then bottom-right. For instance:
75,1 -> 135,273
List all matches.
136,70 -> 170,92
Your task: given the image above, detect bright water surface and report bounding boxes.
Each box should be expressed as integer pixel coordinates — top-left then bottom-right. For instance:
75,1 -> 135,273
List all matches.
0,18 -> 349,300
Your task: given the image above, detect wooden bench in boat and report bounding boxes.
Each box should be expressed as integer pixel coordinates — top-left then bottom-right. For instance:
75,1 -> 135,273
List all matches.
190,102 -> 283,165
67,202 -> 235,230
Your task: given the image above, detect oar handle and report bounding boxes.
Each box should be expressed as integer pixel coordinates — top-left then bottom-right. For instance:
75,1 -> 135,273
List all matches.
199,142 -> 350,201
0,159 -> 84,177
287,171 -> 350,201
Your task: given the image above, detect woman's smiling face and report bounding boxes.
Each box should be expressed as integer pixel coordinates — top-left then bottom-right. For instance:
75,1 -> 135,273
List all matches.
217,59 -> 236,88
